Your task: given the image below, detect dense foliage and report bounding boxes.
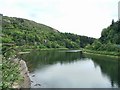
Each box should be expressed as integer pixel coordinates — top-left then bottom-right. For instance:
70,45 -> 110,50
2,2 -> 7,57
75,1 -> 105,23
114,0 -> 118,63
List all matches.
85,20 -> 120,55
100,20 -> 120,44
1,45 -> 23,89
2,57 -> 22,89
2,16 -> 95,49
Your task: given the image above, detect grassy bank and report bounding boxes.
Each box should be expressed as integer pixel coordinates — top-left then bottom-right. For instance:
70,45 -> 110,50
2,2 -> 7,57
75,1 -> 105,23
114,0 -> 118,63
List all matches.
82,49 -> 120,58
2,45 -> 27,89
2,57 -> 23,89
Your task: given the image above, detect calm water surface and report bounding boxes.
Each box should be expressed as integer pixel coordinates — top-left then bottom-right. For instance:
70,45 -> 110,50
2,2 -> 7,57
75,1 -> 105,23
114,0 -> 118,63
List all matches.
19,50 -> 120,88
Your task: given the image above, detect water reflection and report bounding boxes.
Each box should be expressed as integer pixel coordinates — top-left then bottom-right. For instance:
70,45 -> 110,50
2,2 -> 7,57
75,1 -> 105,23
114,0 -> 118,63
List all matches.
84,53 -> 120,88
19,50 -> 119,88
19,50 -> 84,72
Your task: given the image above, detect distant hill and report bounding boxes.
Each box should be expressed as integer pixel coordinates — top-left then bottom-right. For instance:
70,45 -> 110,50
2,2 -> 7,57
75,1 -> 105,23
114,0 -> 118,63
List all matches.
2,16 -> 95,50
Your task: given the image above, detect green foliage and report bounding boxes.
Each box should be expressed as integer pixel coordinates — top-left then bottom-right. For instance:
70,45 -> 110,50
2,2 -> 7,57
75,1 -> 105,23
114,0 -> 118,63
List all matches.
85,40 -> 120,53
1,43 -> 23,89
85,20 -> 120,56
2,58 -> 22,89
100,20 -> 120,44
2,16 -> 95,49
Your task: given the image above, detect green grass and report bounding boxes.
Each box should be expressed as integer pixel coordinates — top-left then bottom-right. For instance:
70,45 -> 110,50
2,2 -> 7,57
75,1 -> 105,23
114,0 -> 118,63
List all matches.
82,49 -> 120,58
1,58 -> 23,89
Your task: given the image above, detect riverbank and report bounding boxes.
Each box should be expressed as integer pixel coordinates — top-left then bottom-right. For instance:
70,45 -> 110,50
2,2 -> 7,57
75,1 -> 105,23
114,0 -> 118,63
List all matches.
12,58 -> 31,88
18,48 -> 68,54
19,47 -> 119,58
82,49 -> 120,58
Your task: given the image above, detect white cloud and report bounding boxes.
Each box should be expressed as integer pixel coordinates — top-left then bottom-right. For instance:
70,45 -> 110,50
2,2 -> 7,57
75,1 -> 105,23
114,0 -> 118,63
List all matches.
0,0 -> 119,38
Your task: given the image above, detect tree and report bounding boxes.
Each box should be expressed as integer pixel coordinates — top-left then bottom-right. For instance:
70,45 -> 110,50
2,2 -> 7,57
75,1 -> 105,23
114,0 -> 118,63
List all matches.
111,19 -> 115,26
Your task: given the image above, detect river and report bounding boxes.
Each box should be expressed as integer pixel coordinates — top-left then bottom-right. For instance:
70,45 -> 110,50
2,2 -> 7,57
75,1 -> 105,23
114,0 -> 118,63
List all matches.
19,50 -> 120,88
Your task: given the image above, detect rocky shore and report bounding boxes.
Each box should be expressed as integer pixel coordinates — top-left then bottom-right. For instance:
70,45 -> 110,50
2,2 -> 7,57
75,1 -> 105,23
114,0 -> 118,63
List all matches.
11,58 -> 31,89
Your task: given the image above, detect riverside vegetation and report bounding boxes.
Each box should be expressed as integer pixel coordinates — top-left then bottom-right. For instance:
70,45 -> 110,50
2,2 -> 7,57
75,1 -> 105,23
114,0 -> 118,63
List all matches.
1,15 -> 120,88
1,44 -> 23,89
85,20 -> 120,56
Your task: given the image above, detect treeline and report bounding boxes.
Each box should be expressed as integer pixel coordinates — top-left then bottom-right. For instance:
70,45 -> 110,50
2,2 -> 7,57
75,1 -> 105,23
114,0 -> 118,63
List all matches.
2,16 -> 95,51
3,15 -> 119,55
100,20 -> 120,44
85,20 -> 120,55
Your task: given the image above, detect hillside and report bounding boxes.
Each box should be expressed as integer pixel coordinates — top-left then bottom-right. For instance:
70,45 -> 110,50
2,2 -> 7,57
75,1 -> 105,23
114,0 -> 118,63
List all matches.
2,16 -> 95,51
100,20 -> 120,44
85,20 -> 120,55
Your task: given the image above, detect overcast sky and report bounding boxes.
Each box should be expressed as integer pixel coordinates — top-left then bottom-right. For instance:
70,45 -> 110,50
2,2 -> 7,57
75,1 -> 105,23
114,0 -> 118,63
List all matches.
0,0 -> 119,38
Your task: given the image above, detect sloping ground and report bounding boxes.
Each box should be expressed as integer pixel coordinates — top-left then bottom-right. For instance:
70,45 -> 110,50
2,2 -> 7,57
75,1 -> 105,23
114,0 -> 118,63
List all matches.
12,59 -> 31,88
100,20 -> 120,44
2,16 -> 95,49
